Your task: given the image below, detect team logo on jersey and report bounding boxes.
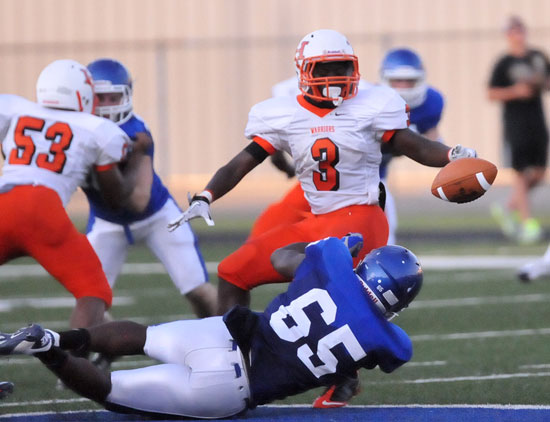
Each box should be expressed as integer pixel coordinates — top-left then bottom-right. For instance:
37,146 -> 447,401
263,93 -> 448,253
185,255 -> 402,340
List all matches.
310,125 -> 335,134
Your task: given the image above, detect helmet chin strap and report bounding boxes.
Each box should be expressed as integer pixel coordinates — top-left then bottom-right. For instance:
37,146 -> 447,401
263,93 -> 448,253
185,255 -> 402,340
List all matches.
322,86 -> 344,106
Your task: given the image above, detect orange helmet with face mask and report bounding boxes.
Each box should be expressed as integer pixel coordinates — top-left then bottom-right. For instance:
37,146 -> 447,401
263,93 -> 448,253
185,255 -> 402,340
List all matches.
294,29 -> 360,106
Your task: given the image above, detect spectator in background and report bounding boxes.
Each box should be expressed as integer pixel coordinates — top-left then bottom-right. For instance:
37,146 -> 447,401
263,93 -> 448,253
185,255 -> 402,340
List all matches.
488,16 -> 550,244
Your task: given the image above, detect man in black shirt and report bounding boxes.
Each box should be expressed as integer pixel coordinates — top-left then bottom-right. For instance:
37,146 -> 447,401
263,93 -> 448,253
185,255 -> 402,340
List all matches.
488,16 -> 550,245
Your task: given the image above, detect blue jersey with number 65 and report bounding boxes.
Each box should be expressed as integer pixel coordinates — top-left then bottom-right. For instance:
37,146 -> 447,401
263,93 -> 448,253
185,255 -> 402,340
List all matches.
244,237 -> 413,405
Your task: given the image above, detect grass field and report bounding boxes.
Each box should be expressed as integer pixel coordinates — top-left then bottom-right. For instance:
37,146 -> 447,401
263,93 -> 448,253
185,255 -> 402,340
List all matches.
1,212 -> 550,417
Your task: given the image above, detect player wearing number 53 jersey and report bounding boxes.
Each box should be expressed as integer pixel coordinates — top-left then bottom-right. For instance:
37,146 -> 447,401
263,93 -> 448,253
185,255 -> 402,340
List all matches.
168,29 -> 476,317
0,59 -> 148,330
0,235 -> 422,418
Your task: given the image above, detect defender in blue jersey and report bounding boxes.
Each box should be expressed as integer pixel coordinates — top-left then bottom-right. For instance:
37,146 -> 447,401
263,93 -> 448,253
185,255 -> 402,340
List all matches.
379,48 -> 445,244
84,59 -> 216,318
0,234 -> 423,419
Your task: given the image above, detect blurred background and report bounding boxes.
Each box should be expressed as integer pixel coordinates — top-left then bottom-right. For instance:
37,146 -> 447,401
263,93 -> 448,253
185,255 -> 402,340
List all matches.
1,0 -> 549,222
2,2 -> 550,413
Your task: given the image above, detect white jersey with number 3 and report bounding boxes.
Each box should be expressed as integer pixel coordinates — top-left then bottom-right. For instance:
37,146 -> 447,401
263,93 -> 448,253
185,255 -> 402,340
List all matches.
0,94 -> 129,206
245,84 -> 409,214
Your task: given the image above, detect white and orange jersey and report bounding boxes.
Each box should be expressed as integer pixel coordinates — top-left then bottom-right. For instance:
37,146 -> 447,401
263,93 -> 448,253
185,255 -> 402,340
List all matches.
245,84 -> 409,214
0,94 -> 129,206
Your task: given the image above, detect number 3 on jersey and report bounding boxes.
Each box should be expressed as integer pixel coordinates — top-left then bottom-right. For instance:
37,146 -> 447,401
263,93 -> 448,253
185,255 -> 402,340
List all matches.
9,116 -> 73,174
311,137 -> 339,191
270,288 -> 367,378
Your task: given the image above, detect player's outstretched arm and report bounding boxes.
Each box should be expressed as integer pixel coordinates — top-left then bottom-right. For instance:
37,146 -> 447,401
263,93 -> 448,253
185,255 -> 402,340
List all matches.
204,149 -> 263,201
389,128 -> 450,167
168,148 -> 263,231
390,129 -> 476,167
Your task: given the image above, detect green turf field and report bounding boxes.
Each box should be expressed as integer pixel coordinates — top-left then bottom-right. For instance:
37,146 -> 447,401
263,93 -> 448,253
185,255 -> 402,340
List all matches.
1,216 -> 549,415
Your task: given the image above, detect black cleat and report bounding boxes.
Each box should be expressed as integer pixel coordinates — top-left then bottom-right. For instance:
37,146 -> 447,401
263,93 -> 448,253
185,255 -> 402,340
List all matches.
0,324 -> 52,355
0,381 -> 14,399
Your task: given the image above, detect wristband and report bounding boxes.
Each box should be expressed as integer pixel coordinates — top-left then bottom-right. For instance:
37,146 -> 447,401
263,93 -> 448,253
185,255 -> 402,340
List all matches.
193,190 -> 213,204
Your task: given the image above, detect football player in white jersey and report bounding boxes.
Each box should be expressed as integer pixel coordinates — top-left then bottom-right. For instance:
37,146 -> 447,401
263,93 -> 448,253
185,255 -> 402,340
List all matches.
0,59 -> 149,331
169,29 -> 475,313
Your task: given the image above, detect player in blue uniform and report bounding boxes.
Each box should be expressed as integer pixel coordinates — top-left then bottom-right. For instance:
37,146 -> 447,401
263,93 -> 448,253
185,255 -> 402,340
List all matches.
379,48 -> 445,244
84,59 -> 216,319
0,234 -> 423,419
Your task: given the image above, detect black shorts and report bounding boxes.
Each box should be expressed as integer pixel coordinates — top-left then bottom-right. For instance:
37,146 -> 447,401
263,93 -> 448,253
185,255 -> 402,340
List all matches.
504,117 -> 549,171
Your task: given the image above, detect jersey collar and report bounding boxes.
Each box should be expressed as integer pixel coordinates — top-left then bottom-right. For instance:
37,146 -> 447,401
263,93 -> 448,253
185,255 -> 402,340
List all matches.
297,95 -> 335,118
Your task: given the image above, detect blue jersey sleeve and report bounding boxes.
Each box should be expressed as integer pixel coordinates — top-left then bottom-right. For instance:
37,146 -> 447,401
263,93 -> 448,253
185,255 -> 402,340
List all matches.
84,115 -> 170,225
410,87 -> 444,134
119,115 -> 154,156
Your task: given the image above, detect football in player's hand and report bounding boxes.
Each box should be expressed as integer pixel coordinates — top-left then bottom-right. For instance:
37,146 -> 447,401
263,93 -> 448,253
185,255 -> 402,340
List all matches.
431,157 -> 498,203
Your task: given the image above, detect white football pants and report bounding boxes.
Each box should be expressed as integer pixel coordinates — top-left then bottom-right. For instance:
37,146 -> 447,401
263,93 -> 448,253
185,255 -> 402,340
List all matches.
87,197 -> 208,294
106,317 -> 250,418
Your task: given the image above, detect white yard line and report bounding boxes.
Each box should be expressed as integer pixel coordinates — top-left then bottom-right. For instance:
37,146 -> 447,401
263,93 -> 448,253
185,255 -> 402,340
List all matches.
411,293 -> 550,309
3,398 -> 550,411
0,296 -> 134,312
411,327 -> 550,341
0,255 -> 542,281
367,371 -> 550,385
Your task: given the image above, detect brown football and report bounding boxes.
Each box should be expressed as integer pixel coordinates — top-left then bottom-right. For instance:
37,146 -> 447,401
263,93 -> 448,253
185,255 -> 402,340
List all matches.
431,157 -> 498,203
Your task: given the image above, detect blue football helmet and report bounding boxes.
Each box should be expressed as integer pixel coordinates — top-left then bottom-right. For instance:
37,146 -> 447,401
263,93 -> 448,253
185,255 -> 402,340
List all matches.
87,58 -> 133,124
380,48 -> 427,108
355,245 -> 423,320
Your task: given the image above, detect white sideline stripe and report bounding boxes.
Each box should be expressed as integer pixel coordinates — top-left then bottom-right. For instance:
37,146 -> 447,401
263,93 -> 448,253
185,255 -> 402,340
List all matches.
418,255 -> 537,270
0,314 -> 195,331
476,172 -> 492,191
0,357 -> 446,369
0,262 -> 217,279
370,371 -> 550,385
0,296 -> 134,312
520,364 -> 550,369
411,327 -> 550,341
3,400 -> 550,411
411,293 -> 550,309
406,360 -> 447,367
267,404 -> 550,409
0,255 -> 542,280
0,398 -> 90,408
0,357 -> 156,368
0,291 -> 546,320
0,291 -> 544,318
